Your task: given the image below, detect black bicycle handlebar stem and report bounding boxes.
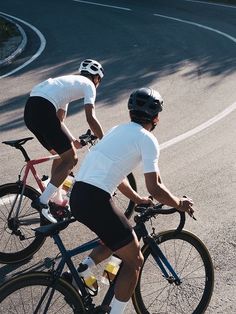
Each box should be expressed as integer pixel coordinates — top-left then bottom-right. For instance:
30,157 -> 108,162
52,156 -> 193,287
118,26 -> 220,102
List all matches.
79,129 -> 98,147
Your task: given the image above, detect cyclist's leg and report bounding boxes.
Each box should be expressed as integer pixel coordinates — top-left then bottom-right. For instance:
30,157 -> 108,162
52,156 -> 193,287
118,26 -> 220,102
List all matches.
49,147 -> 78,188
25,97 -> 78,216
36,146 -> 77,222
70,182 -> 144,312
113,231 -> 143,302
89,244 -> 112,264
88,233 -> 143,302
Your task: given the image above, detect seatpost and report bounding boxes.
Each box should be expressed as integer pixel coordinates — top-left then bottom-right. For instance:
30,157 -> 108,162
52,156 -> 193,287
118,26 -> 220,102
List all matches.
16,144 -> 31,162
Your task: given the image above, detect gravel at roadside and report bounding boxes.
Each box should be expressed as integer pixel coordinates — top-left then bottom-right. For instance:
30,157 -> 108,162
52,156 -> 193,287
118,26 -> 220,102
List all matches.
0,15 -> 27,67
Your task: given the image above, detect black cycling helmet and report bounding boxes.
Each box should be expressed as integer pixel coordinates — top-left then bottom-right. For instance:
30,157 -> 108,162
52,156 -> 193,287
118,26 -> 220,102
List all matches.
128,87 -> 163,117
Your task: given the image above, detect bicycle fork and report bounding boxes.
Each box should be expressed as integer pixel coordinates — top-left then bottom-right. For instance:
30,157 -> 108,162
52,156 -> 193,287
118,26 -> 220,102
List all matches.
143,235 -> 182,285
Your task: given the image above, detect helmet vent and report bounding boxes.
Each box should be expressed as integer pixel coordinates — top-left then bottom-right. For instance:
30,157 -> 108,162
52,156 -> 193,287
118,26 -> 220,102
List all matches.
79,59 -> 104,78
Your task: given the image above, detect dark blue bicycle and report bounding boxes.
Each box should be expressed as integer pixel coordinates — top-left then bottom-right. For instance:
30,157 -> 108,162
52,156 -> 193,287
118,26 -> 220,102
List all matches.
0,203 -> 214,313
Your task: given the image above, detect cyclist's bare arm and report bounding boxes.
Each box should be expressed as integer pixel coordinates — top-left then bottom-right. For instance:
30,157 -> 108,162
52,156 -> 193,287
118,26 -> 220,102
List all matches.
57,109 -> 81,149
118,178 -> 151,205
85,104 -> 104,139
144,172 -> 194,216
56,109 -> 67,122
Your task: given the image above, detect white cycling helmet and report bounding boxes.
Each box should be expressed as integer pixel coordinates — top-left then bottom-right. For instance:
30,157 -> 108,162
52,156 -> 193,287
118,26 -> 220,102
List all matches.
79,59 -> 104,79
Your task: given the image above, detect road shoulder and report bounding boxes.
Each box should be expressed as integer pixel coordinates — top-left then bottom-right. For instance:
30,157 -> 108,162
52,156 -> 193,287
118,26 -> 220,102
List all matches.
0,15 -> 27,67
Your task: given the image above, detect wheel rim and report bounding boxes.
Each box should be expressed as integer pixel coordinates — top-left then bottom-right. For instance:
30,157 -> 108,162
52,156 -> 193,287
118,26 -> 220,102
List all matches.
0,184 -> 45,263
134,232 -> 213,314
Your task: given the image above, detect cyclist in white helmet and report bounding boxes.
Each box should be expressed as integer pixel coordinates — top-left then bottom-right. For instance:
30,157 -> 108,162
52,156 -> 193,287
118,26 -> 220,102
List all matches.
24,59 -> 104,222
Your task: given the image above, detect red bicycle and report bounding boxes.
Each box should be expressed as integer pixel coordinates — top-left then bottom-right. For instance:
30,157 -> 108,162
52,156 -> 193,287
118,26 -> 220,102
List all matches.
0,131 -> 136,264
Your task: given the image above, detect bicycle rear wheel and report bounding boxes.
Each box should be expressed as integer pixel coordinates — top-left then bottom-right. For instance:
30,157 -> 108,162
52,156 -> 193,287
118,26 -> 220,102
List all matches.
113,173 -> 137,219
0,272 -> 86,313
0,183 -> 46,264
133,230 -> 214,314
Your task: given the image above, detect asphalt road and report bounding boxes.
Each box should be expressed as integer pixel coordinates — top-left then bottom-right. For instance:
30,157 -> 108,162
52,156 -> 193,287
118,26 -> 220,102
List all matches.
0,0 -> 236,313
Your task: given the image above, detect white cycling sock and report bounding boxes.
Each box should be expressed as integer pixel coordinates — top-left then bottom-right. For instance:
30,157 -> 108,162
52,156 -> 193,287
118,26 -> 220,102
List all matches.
110,297 -> 128,314
81,256 -> 96,268
40,183 -> 57,205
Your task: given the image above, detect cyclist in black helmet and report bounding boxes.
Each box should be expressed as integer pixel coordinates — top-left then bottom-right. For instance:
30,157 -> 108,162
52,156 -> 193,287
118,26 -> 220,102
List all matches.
24,59 -> 104,223
70,87 -> 195,314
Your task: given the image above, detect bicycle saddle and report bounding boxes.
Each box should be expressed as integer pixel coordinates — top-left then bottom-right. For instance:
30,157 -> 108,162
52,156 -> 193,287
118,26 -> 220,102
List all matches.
2,137 -> 34,147
34,218 -> 76,236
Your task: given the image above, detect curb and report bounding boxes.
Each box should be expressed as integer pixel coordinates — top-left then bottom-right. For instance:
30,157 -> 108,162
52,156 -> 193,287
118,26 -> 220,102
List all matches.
0,15 -> 27,67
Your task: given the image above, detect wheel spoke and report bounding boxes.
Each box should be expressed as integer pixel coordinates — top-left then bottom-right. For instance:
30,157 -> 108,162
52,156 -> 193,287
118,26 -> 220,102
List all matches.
133,231 -> 214,313
0,184 -> 45,263
0,273 -> 85,313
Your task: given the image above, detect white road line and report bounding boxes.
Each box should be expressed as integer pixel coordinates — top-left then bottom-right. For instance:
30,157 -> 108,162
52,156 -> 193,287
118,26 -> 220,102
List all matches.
1,7 -> 235,153
160,102 -> 236,150
182,0 -> 236,9
154,13 -> 236,43
73,0 -> 131,11
0,12 -> 46,79
153,13 -> 236,149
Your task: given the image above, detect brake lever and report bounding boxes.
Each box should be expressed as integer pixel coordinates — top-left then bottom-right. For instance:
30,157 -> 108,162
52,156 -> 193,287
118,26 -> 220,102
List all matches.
135,204 -> 150,213
182,195 -> 197,221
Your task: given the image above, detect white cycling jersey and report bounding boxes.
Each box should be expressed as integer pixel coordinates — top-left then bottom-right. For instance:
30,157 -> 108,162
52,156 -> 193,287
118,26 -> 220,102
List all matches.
75,122 -> 160,195
30,75 -> 96,112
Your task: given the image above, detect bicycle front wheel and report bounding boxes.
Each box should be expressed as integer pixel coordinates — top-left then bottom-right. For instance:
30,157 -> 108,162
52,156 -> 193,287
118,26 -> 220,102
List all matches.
113,173 -> 137,219
0,272 -> 86,313
0,183 -> 46,264
133,230 -> 214,314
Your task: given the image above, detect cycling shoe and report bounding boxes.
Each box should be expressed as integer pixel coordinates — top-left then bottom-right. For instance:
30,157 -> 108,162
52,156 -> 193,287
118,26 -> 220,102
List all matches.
31,198 -> 57,224
49,202 -> 71,221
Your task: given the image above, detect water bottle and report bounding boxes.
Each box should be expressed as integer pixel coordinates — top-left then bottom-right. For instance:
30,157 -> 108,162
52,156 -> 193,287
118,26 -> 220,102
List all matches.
77,263 -> 98,292
101,255 -> 121,285
62,173 -> 75,198
41,175 -> 50,188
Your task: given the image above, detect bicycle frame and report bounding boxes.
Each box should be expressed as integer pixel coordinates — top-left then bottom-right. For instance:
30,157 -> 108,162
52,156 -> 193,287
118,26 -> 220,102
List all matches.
22,154 -> 59,192
134,221 -> 181,285
9,154 -> 59,221
36,218 -> 182,312
143,235 -> 181,284
46,232 -> 115,311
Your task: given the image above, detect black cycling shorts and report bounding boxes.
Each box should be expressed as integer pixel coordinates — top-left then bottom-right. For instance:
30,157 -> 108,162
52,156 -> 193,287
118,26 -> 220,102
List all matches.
24,96 -> 72,154
70,181 -> 134,252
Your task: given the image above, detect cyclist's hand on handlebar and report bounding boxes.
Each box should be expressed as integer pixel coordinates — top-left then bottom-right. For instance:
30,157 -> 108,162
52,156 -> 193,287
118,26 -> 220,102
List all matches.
72,139 -> 82,149
177,196 -> 195,218
136,196 -> 154,206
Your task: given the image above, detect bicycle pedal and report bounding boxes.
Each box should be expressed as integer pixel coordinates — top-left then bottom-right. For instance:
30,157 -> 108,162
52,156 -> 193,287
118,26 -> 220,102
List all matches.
49,202 -> 71,220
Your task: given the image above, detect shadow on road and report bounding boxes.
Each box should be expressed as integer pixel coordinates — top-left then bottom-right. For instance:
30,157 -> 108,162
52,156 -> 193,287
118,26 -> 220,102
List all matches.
0,258 -> 32,284
1,52 -> 235,133
1,2 -> 236,133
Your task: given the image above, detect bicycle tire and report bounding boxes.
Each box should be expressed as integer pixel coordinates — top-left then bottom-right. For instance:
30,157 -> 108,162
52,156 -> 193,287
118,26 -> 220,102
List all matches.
0,183 -> 46,264
113,173 -> 137,219
132,230 -> 214,314
0,271 -> 86,313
